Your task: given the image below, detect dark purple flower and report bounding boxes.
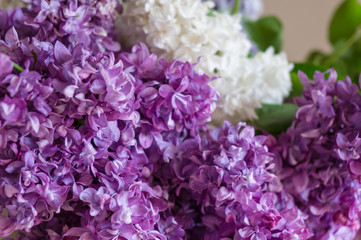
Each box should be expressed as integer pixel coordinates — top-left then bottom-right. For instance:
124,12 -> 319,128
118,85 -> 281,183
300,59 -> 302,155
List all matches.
157,216 -> 185,240
335,133 -> 361,162
277,69 -> 361,239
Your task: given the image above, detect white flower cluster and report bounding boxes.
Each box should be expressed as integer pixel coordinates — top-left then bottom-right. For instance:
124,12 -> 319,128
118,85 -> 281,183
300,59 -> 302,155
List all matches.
0,0 -> 24,10
212,47 -> 292,122
117,0 -> 292,121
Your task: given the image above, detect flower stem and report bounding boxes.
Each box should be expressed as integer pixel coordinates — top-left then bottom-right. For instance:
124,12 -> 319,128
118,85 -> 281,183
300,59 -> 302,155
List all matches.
325,27 -> 361,66
231,0 -> 241,15
12,62 -> 24,72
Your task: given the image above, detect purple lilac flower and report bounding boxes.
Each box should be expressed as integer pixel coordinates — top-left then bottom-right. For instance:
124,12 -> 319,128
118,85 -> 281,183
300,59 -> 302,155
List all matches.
152,121 -> 311,239
1,0 -> 121,55
212,0 -> 264,20
0,8 -> 24,37
0,0 -> 218,238
1,0 -> 355,239
277,70 -> 361,239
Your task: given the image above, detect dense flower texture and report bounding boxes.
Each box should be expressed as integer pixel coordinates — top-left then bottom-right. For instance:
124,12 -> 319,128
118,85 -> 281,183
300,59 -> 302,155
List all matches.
0,1 -> 218,239
2,0 -> 359,240
277,70 -> 361,239
152,121 -> 311,239
117,0 -> 292,121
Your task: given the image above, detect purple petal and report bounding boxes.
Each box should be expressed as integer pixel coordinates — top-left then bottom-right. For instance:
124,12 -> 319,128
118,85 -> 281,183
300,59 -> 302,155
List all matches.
139,131 -> 153,149
54,41 -> 72,64
292,171 -> 309,193
238,227 -> 254,238
350,161 -> 361,175
0,53 -> 13,78
159,85 -> 174,98
79,188 -> 96,203
0,216 -> 16,236
5,27 -> 19,47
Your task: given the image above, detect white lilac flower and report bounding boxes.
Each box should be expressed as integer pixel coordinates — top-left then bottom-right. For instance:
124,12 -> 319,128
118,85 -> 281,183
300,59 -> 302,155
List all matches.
212,47 -> 293,122
118,0 -> 292,121
254,48 -> 293,104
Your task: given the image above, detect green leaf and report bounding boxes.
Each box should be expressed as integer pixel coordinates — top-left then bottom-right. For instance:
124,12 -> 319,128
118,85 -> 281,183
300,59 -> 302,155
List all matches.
288,72 -> 303,98
292,63 -> 328,78
306,51 -> 329,66
231,0 -> 241,15
252,103 -> 298,135
243,16 -> 283,53
329,0 -> 361,45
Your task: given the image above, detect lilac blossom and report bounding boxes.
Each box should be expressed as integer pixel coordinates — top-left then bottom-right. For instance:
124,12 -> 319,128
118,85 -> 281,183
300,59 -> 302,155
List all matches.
0,1 -> 217,238
277,70 -> 361,239
152,121 -> 311,239
1,0 -> 358,239
212,0 -> 264,20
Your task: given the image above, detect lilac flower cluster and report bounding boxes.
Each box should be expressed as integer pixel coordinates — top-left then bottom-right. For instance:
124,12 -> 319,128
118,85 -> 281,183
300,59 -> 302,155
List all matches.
277,70 -> 361,239
0,0 -> 310,238
0,0 -> 218,239
2,0 -> 361,240
152,121 -> 311,239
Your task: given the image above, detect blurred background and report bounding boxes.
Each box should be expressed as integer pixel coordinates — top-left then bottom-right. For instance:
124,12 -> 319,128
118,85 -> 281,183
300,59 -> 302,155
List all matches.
264,0 -> 343,62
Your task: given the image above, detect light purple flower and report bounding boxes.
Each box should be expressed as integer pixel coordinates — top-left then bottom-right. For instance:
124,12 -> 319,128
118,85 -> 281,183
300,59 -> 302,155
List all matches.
211,0 -> 264,20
